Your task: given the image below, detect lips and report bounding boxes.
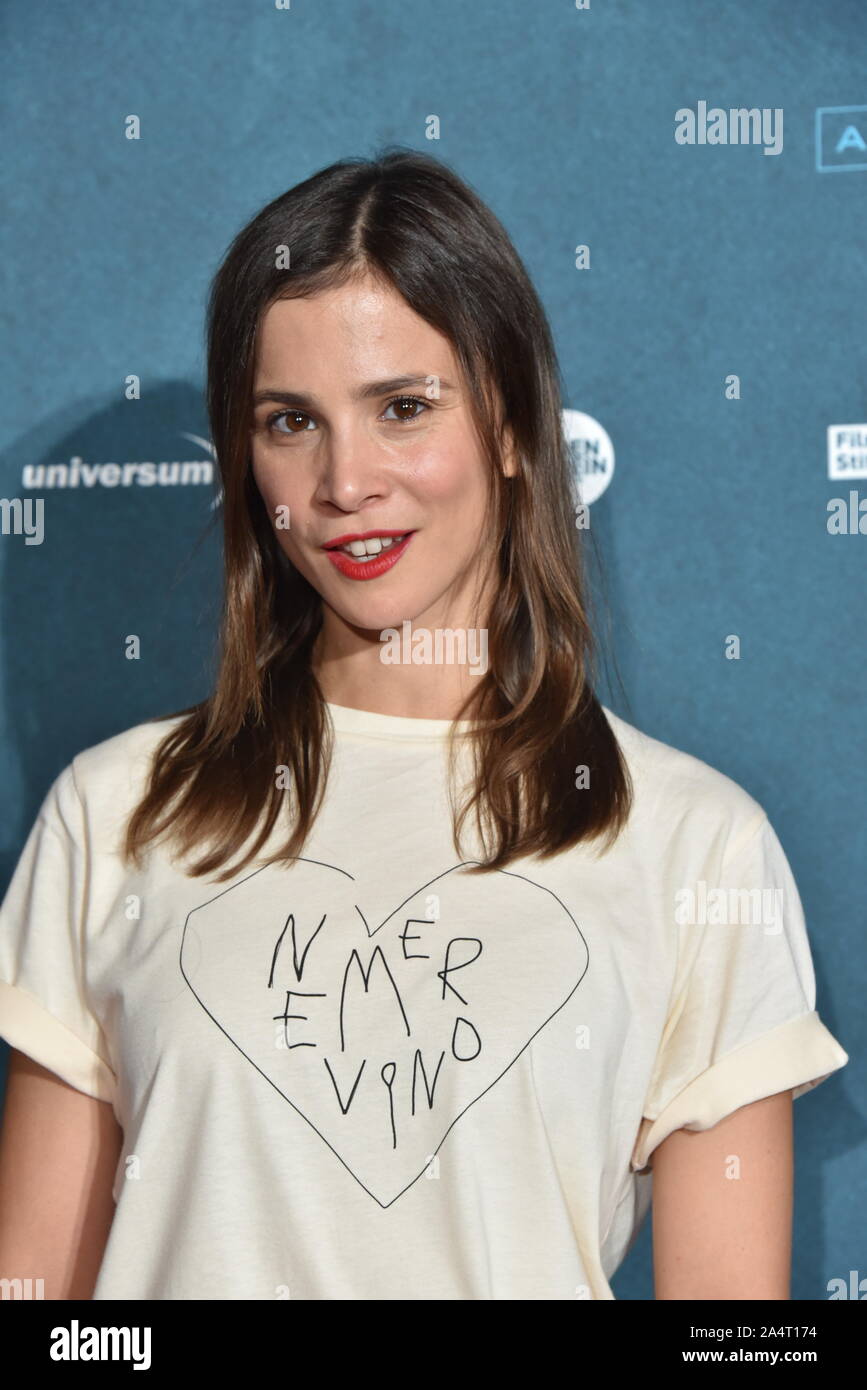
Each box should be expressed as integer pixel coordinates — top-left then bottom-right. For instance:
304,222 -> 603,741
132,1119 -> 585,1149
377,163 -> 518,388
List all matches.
322,529 -> 415,581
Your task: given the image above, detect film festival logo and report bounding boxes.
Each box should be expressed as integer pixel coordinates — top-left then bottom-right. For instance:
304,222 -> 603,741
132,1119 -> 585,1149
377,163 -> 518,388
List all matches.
563,409 -> 615,525
827,426 -> 867,536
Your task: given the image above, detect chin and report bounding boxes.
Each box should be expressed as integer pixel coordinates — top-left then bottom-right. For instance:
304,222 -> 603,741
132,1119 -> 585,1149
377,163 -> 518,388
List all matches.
326,594 -> 431,635
319,581 -> 447,636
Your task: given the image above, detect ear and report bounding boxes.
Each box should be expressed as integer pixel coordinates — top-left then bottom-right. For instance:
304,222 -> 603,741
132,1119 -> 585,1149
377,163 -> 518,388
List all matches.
499,424 -> 520,479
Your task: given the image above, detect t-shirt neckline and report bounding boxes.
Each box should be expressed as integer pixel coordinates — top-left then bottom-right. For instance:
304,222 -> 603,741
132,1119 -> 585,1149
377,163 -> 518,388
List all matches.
325,700 -> 475,741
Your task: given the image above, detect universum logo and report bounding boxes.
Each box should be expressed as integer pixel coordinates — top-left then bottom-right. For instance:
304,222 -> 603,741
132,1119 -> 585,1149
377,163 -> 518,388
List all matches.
22,432 -> 216,494
50,1318 -> 151,1370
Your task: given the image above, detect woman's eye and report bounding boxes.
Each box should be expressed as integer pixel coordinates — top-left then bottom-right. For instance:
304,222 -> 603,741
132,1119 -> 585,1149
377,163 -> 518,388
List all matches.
268,410 -> 314,435
382,395 -> 428,422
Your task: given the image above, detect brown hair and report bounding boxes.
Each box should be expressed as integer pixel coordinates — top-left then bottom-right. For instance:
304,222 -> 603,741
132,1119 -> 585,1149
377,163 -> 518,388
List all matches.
124,147 -> 632,881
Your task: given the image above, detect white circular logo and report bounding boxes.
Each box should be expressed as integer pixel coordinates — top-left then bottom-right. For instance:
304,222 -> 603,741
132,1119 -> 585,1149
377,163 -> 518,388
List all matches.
561,409 -> 615,505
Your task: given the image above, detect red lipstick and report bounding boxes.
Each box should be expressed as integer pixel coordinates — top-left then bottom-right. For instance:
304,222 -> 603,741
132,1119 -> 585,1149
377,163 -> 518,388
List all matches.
322,529 -> 415,581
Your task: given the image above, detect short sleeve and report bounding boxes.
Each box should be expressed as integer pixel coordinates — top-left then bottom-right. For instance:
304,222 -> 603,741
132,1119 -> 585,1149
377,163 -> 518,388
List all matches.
0,765 -> 117,1103
631,814 -> 849,1173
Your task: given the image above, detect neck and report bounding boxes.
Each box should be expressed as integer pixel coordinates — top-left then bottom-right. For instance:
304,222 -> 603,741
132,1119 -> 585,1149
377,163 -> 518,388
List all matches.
313,618 -> 490,722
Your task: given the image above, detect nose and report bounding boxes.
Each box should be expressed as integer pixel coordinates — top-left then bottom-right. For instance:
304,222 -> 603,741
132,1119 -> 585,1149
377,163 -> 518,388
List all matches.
313,426 -> 390,512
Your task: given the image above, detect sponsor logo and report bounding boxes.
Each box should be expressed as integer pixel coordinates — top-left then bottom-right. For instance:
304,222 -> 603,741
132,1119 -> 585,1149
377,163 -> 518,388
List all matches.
21,433 -> 216,498
828,424 -> 867,480
815,105 -> 867,173
562,409 -> 615,505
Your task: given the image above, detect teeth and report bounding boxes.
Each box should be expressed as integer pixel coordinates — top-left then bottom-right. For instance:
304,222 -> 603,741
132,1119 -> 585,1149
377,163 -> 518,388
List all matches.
343,534 -> 405,558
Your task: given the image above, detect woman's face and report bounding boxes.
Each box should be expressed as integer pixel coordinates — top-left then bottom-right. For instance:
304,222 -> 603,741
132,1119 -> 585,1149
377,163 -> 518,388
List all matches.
250,273 -> 513,640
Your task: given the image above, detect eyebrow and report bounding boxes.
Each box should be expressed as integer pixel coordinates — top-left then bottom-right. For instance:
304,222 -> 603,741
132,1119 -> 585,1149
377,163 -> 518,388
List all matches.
252,375 -> 455,410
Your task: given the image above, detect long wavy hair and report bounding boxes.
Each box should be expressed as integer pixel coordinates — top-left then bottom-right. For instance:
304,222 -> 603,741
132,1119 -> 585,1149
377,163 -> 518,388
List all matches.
124,147 -> 633,881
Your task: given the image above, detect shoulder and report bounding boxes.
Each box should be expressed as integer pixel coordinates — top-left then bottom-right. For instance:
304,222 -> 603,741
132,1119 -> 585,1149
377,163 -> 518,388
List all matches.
52,713 -> 188,850
600,704 -> 768,864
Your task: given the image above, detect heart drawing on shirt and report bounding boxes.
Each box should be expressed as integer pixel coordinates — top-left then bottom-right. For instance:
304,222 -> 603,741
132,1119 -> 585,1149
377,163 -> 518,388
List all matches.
180,858 -> 589,1207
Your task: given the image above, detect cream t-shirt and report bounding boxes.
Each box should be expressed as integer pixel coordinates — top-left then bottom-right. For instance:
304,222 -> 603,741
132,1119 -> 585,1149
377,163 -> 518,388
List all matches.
0,702 -> 849,1300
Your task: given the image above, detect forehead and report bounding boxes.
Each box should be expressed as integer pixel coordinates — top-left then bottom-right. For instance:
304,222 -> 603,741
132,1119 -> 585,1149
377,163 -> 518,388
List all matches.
254,276 -> 456,382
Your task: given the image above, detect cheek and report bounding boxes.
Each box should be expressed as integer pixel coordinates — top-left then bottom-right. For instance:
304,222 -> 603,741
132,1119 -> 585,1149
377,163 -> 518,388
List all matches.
407,445 -> 490,512
252,459 -> 307,548
253,454 -> 289,508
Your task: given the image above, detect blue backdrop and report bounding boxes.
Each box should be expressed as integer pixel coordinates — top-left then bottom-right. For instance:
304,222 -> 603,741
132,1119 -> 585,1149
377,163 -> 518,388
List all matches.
1,0 -> 864,1300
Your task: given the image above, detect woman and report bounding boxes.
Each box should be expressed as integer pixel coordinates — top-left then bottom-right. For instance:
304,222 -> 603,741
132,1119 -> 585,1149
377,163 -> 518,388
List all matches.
0,149 -> 848,1300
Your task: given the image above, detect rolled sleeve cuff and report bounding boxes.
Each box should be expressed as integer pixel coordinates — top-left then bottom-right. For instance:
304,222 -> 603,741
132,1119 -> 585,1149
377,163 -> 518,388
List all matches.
631,1010 -> 849,1174
0,978 -> 117,1105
